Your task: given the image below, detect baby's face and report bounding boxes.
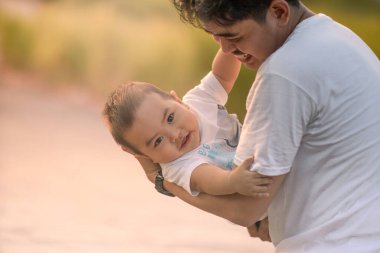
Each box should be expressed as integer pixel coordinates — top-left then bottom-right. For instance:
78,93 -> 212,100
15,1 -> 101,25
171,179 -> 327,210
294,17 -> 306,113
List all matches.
124,92 -> 200,163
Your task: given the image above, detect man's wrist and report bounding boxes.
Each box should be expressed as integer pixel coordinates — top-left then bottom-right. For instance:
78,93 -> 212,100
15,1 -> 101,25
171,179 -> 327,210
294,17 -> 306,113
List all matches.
155,169 -> 175,197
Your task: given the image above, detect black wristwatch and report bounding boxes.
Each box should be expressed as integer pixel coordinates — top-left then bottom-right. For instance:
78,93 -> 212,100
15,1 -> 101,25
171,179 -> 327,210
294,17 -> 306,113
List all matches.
155,169 -> 175,197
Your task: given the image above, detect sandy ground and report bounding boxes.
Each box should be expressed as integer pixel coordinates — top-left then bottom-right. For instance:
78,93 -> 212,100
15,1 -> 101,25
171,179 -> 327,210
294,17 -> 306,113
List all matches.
0,81 -> 275,253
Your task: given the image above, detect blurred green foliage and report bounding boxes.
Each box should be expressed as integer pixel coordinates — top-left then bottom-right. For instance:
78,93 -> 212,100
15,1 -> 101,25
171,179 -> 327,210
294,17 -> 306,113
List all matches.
59,39 -> 88,81
0,1 -> 208,96
0,14 -> 35,69
0,0 -> 378,120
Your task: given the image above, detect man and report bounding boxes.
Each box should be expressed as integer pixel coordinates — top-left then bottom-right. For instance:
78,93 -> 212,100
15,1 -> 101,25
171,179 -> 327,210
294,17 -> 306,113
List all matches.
140,0 -> 380,252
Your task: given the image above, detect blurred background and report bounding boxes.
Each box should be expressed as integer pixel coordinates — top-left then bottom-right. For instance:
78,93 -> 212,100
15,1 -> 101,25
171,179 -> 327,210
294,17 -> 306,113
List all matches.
1,0 -> 379,118
0,0 -> 379,252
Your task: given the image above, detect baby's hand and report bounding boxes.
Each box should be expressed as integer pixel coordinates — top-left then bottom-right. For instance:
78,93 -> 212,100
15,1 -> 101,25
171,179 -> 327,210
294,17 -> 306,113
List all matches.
228,158 -> 272,197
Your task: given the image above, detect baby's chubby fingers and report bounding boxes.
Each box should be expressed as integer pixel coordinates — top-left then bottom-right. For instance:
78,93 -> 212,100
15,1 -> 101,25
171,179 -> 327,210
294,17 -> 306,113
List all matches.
250,192 -> 270,198
240,157 -> 254,169
251,184 -> 270,193
253,177 -> 273,186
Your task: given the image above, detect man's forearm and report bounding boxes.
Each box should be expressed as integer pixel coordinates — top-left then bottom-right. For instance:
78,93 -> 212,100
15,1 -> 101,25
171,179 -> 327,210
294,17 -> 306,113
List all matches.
164,174 -> 285,227
137,156 -> 286,227
136,157 -> 160,183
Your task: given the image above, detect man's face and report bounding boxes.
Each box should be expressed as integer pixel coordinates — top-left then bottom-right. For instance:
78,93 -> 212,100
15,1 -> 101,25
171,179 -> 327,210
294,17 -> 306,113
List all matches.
203,15 -> 287,70
124,92 -> 200,164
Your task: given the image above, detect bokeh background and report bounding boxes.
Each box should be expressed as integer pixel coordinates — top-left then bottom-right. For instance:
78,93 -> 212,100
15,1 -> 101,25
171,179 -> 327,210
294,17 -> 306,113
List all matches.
1,0 -> 379,119
0,0 -> 379,252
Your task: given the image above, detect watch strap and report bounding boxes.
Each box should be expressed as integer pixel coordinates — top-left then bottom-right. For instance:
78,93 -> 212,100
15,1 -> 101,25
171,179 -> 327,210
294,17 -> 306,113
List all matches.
155,169 -> 175,197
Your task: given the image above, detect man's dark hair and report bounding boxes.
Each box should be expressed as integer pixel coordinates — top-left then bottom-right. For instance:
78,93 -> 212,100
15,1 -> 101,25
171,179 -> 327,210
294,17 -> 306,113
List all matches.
172,0 -> 300,27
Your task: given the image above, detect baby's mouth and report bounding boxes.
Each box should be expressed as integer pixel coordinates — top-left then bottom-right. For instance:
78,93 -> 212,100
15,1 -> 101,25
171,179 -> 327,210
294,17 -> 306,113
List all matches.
180,132 -> 190,150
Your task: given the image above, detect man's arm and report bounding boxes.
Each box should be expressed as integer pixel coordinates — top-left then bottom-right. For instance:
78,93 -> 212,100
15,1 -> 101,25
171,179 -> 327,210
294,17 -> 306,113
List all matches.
212,48 -> 241,94
137,156 -> 285,227
165,174 -> 285,227
137,156 -> 160,183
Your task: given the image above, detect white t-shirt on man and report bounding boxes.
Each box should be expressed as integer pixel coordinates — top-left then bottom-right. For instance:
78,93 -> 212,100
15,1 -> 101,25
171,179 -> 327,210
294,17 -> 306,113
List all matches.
234,14 -> 380,252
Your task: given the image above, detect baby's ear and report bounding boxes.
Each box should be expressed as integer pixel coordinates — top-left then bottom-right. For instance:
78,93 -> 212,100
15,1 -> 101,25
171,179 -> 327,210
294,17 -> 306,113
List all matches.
121,146 -> 150,159
170,90 -> 182,103
133,153 -> 150,160
121,145 -> 134,154
170,90 -> 190,109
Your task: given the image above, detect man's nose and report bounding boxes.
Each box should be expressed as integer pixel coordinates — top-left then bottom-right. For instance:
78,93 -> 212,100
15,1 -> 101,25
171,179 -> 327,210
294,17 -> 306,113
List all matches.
219,37 -> 235,54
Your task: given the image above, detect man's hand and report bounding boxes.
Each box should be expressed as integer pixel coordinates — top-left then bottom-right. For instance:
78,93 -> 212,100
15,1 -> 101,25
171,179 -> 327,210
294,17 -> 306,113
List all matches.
136,157 -> 160,183
247,217 -> 271,242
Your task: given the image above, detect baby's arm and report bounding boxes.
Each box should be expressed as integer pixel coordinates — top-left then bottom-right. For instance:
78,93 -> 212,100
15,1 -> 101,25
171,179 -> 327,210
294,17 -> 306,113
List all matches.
211,49 -> 241,94
191,158 -> 272,197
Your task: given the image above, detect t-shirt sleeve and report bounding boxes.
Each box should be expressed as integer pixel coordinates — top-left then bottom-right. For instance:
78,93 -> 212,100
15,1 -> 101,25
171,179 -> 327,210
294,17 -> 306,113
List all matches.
160,154 -> 206,196
234,73 -> 317,176
183,71 -> 228,106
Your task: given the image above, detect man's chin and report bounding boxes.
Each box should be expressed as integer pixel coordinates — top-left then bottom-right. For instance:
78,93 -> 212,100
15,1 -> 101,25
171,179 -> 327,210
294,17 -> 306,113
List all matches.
244,60 -> 261,70
244,63 -> 259,71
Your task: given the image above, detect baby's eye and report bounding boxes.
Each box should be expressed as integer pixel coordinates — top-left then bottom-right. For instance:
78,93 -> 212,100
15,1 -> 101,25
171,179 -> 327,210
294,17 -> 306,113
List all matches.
154,136 -> 164,148
167,113 -> 174,124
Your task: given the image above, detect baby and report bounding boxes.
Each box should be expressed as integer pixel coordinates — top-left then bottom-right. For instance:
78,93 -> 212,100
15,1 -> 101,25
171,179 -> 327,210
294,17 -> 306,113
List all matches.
103,49 -> 271,197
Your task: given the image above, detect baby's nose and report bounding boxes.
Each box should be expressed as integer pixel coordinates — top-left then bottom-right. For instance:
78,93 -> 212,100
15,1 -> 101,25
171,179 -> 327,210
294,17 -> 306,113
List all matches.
169,130 -> 180,143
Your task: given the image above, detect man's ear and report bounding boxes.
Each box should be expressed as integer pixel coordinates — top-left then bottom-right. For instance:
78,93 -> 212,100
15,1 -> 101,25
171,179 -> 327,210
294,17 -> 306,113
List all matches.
268,0 -> 290,26
121,145 -> 149,159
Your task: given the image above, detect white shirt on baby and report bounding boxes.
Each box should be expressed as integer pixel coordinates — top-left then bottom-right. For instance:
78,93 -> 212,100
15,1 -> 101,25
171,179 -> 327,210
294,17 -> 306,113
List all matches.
160,72 -> 241,196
